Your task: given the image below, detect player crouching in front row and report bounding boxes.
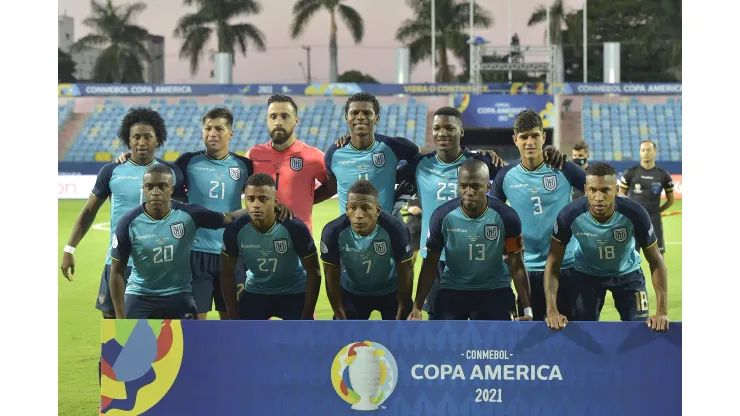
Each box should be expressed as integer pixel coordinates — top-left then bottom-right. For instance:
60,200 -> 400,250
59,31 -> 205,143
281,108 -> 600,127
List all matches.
109,164 -> 249,319
220,173 -> 321,320
544,162 -> 669,332
320,180 -> 414,320
409,159 -> 533,321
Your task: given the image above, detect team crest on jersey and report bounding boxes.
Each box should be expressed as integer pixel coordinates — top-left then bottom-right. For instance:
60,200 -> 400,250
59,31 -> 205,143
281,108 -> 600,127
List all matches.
484,224 -> 499,241
320,240 -> 328,254
372,152 -> 386,168
613,227 -> 628,243
543,175 -> 558,191
229,167 -> 241,180
170,222 -> 185,239
373,240 -> 388,256
112,234 -> 118,248
290,156 -> 304,171
651,182 -> 662,195
274,238 -> 288,254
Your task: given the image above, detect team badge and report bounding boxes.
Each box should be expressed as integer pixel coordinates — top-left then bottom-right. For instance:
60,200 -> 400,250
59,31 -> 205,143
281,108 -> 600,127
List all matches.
484,224 -> 499,241
320,240 -> 328,254
290,156 -> 304,171
373,240 -> 388,256
170,222 -> 185,239
543,175 -> 558,191
112,234 -> 118,248
613,227 -> 628,243
274,238 -> 288,254
229,167 -> 241,180
651,182 -> 662,195
553,221 -> 558,235
372,152 -> 386,168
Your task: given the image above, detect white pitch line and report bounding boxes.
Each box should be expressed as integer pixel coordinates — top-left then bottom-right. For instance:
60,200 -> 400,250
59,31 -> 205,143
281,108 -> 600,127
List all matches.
92,223 -> 110,232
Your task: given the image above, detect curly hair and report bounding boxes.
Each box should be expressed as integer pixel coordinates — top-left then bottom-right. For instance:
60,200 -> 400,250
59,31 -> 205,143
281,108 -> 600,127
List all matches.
344,92 -> 380,117
117,107 -> 167,149
585,162 -> 617,177
513,109 -> 543,134
246,173 -> 276,188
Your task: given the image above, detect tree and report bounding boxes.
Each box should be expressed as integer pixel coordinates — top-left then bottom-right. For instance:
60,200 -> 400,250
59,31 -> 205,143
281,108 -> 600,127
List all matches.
528,0 -> 566,46
290,0 -> 364,84
338,70 -> 378,83
175,0 -> 266,76
396,0 -> 492,82
70,0 -> 151,83
58,49 -> 77,83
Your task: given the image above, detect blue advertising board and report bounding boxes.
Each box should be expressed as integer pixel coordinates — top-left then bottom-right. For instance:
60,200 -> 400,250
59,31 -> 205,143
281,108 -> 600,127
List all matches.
58,82 -> 682,97
100,320 -> 681,415
454,94 -> 555,128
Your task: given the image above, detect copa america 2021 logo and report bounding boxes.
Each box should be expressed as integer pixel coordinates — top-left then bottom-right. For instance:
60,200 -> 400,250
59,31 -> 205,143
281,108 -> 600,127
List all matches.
331,341 -> 398,411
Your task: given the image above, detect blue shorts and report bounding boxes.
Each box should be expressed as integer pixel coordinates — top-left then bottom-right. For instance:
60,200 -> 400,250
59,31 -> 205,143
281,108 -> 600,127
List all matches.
517,268 -> 577,321
571,268 -> 650,321
238,291 -> 306,320
190,251 -> 247,313
124,292 -> 198,319
95,264 -> 133,314
337,288 -> 409,320
433,287 -> 516,321
421,260 -> 446,317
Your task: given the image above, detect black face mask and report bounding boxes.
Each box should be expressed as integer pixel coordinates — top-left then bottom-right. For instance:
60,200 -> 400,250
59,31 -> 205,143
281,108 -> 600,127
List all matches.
573,157 -> 587,166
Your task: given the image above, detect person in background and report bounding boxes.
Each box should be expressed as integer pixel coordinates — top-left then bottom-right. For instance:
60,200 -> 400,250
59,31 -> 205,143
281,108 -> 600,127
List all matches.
571,140 -> 590,199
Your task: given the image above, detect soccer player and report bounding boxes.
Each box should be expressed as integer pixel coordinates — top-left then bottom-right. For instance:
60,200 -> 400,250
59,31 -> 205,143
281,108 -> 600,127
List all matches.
410,159 -> 532,321
490,109 -> 586,321
400,106 -> 564,319
60,107 -> 183,319
109,164 -> 246,319
324,92 -> 421,214
571,140 -> 590,199
545,163 -> 669,332
320,180 -> 414,320
247,94 -> 330,233
619,140 -> 674,254
221,174 -> 321,320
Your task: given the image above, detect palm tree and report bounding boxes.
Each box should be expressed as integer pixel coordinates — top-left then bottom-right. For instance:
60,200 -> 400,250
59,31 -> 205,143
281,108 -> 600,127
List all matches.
290,0 -> 364,83
175,0 -> 266,76
528,0 -> 568,82
396,0 -> 492,82
70,0 -> 151,83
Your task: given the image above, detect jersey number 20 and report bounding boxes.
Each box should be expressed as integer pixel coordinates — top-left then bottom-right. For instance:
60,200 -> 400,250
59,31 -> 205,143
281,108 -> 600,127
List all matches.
153,245 -> 174,263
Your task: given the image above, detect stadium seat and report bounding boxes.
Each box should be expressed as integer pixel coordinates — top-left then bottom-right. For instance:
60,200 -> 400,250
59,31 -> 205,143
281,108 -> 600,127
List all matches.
94,152 -> 112,162
163,151 -> 180,162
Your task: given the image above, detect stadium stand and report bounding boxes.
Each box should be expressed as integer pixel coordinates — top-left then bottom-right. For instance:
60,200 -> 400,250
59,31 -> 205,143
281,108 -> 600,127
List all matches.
581,97 -> 682,161
61,98 -> 428,161
58,101 -> 75,133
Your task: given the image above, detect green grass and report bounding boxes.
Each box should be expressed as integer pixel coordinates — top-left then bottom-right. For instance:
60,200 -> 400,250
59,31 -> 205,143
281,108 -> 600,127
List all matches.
58,199 -> 682,415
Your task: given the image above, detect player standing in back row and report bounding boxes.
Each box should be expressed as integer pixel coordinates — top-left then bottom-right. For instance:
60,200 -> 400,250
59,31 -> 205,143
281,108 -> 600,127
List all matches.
324,92 -> 421,214
490,110 -> 586,321
247,94 -> 331,233
60,107 -> 183,319
545,163 -> 669,332
619,140 -> 674,254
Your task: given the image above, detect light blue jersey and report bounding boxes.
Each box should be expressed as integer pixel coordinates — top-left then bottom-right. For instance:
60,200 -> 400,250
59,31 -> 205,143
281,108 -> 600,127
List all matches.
404,149 -> 499,260
491,161 -> 586,271
324,133 -> 419,214
92,159 -> 183,266
110,201 -> 226,296
426,197 -> 524,291
552,197 -> 657,277
175,151 -> 252,254
222,216 -> 317,295
320,211 -> 413,296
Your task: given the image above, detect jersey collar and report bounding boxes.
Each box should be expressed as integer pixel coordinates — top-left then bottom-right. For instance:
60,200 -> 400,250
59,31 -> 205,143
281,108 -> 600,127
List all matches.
519,160 -> 546,172
348,134 -> 376,151
129,158 -> 157,167
435,148 -> 467,165
587,208 -> 616,225
142,202 -> 173,222
204,151 -> 230,161
351,223 -> 378,238
250,219 -> 278,234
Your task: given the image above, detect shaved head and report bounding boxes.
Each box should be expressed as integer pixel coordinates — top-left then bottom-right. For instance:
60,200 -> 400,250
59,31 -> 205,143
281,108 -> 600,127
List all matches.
459,158 -> 490,182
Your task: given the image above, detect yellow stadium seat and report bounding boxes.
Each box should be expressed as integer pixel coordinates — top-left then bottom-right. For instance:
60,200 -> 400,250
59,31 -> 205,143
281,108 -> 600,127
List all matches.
236,121 -> 245,129
176,127 -> 185,136
163,151 -> 180,162
309,127 -> 319,134
639,126 -> 648,134
96,104 -> 104,112
613,152 -> 623,161
235,150 -> 247,157
95,152 -> 112,162
406,120 -> 416,127
90,127 -> 99,136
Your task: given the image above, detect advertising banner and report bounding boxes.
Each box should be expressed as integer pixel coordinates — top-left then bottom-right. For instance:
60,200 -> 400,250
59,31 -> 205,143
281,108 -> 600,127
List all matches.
454,94 -> 555,128
100,320 -> 681,415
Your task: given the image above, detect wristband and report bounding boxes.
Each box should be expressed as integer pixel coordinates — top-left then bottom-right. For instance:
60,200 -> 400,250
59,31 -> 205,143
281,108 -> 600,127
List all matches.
64,245 -> 76,255
523,307 -> 533,318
